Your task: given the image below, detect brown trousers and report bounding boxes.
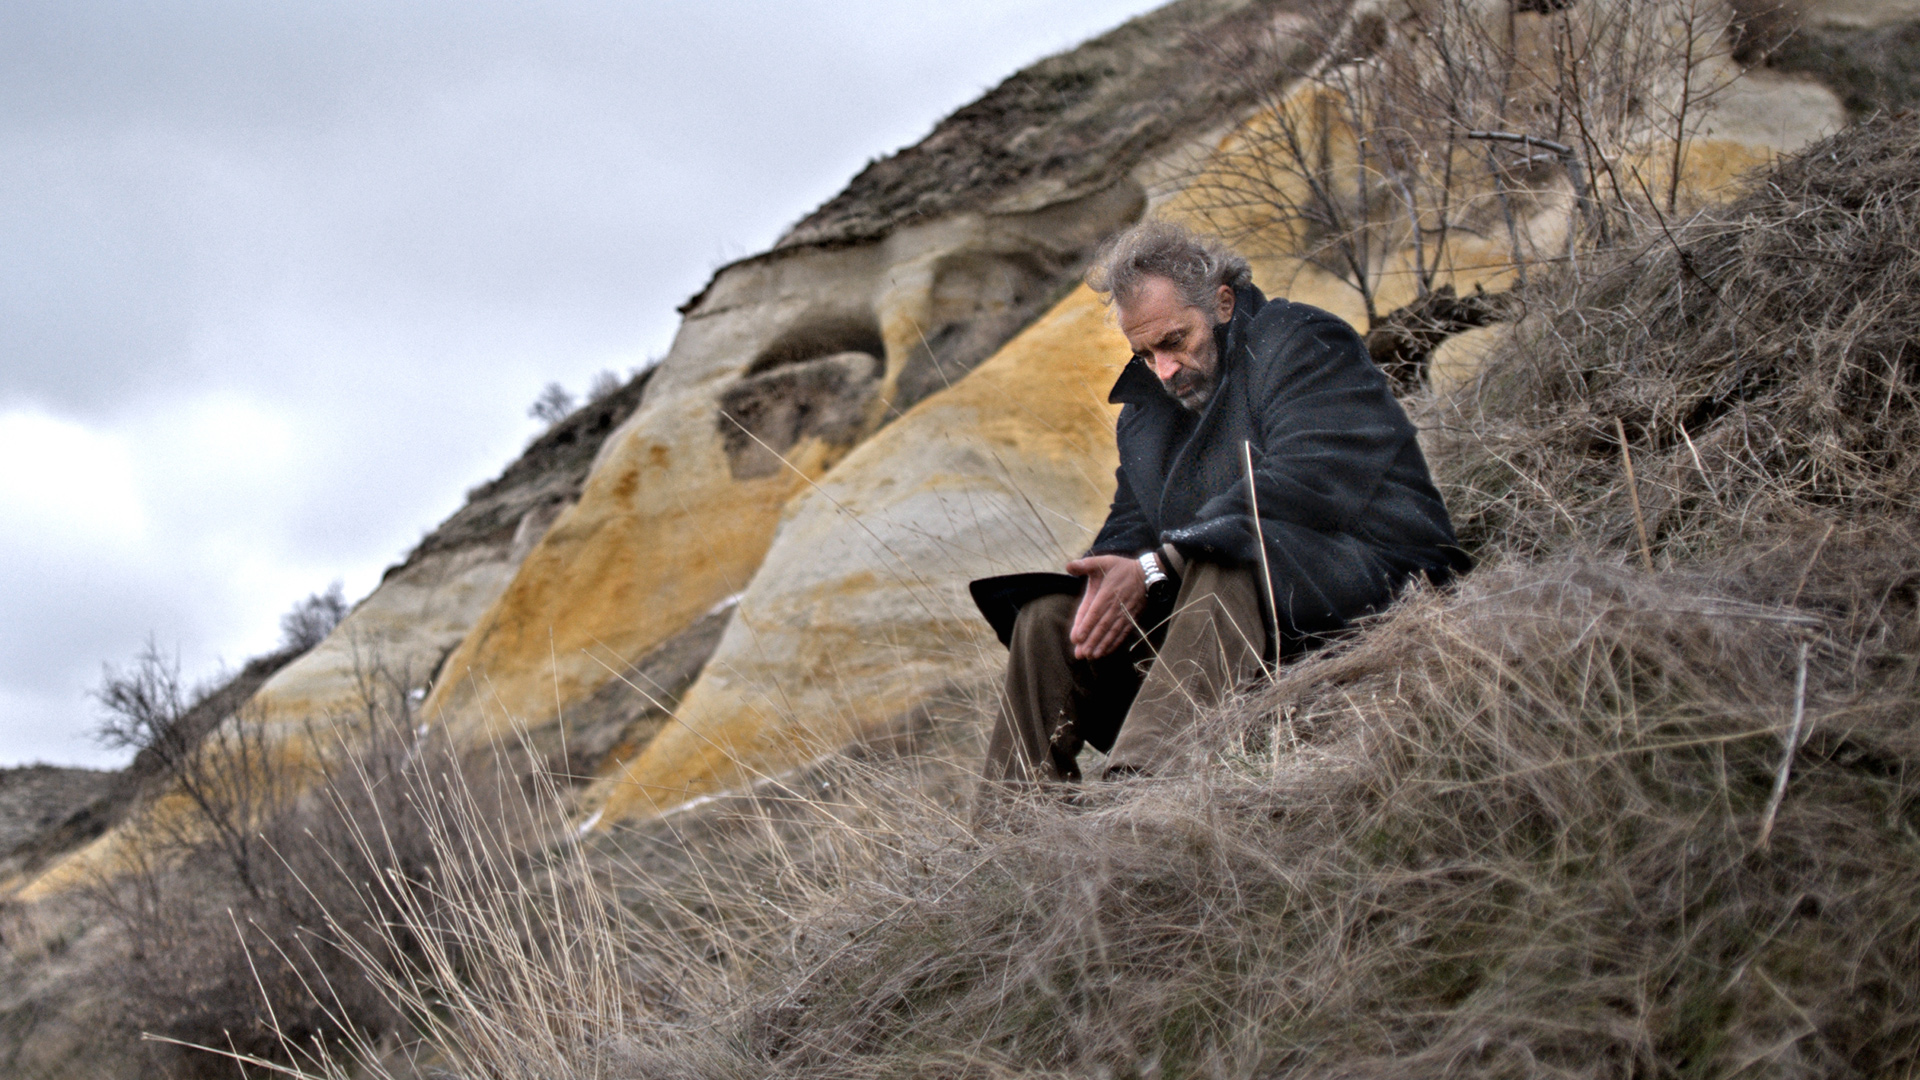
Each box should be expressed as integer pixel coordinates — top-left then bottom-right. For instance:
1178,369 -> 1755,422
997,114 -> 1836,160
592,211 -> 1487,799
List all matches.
981,561 -> 1268,783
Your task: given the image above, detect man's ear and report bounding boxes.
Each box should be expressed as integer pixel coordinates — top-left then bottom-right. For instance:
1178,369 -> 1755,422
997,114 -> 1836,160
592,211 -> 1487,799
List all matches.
1215,283 -> 1235,324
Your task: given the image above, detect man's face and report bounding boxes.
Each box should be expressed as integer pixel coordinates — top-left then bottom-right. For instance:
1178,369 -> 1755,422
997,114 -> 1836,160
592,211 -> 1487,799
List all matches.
1117,275 -> 1235,412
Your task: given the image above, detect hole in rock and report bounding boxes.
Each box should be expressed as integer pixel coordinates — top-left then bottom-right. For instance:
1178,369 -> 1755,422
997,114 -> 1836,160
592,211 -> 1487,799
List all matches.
892,250 -> 1068,411
747,316 -> 887,377
718,351 -> 882,480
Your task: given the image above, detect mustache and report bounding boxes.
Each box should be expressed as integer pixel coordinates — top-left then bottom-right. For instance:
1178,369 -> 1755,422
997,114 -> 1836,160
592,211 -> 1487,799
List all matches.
1165,366 -> 1214,405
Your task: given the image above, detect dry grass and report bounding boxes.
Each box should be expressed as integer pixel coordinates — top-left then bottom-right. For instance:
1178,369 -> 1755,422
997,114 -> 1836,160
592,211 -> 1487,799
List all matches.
1431,113 -> 1920,569
674,560 -> 1916,1078
282,565 -> 1920,1078
262,117 -> 1920,1079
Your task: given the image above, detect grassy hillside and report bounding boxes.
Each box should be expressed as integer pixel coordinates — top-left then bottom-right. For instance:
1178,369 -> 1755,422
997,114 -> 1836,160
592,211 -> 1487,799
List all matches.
259,113 -> 1920,1080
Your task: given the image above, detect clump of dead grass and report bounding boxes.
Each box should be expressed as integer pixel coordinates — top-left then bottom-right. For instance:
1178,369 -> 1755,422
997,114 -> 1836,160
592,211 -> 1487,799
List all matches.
631,560 -> 1909,1079
292,559 -> 1920,1079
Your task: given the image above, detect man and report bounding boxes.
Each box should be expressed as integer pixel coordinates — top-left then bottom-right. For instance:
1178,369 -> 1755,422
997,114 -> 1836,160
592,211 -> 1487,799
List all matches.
974,221 -> 1467,785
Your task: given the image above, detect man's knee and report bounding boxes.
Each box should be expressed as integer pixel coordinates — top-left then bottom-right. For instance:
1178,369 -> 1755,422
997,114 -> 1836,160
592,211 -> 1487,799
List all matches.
1167,563 -> 1266,656
1009,592 -> 1078,653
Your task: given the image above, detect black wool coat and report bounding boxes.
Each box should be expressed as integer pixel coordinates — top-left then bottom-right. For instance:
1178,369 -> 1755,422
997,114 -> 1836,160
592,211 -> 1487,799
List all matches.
1088,283 -> 1469,654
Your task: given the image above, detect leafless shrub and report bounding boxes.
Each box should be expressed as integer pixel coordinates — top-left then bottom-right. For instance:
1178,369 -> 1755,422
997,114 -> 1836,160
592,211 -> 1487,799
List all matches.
528,382 -> 576,426
587,369 -> 624,403
94,642 -> 295,900
1187,0 -> 1738,329
96,653 -> 297,903
530,370 -> 630,430
281,581 -> 349,653
93,638 -> 200,760
80,655 -> 463,1078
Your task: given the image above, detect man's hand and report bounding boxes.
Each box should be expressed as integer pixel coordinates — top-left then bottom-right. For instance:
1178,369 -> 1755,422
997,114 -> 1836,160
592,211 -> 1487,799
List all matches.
1065,554 -> 1146,660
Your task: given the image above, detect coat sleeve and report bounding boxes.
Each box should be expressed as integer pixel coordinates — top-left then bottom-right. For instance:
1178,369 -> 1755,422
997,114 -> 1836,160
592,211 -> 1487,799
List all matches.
1087,461 -> 1157,557
1164,312 -> 1412,563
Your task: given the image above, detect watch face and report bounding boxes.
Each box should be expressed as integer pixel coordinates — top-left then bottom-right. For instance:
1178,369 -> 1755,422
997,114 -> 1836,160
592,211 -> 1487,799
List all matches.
1146,576 -> 1176,607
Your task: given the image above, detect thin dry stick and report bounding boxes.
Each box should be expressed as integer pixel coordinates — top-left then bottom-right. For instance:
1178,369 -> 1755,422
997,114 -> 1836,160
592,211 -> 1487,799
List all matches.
1678,422 -> 1719,502
1756,638 -> 1811,852
1243,441 -> 1282,671
1466,130 -> 1593,229
1615,416 -> 1655,572
1788,521 -> 1836,606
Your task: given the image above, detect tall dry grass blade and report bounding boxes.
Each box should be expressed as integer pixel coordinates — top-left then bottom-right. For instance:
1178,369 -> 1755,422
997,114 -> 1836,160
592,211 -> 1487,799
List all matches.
1615,415 -> 1655,572
1243,439 -> 1281,666
1755,637 -> 1810,852
1788,522 -> 1835,606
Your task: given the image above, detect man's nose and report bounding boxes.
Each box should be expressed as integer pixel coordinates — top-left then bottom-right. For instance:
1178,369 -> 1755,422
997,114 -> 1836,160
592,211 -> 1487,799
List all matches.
1152,353 -> 1181,381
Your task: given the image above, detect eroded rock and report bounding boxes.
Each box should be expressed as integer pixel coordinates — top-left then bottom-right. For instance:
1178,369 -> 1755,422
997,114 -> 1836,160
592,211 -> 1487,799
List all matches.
719,351 -> 881,480
585,285 -> 1129,818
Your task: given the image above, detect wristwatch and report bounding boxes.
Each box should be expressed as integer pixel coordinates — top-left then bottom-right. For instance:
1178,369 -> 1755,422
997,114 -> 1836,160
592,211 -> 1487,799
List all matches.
1139,550 -> 1179,609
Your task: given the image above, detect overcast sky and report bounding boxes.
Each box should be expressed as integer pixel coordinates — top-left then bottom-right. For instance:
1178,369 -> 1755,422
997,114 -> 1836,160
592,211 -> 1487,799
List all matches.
0,0 -> 1166,769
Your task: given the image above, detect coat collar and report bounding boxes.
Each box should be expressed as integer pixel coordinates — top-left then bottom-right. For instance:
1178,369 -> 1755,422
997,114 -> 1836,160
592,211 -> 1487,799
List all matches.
1107,282 -> 1268,406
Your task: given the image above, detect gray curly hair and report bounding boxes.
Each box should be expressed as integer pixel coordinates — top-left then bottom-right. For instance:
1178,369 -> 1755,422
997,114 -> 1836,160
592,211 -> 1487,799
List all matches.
1086,220 -> 1252,313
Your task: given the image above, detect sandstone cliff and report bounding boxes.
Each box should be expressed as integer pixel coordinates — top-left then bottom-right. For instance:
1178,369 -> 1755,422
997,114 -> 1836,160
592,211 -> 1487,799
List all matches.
13,0 -> 1909,896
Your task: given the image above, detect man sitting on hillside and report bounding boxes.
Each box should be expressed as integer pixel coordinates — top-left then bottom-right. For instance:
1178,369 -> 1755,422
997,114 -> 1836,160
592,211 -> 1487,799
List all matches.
972,221 -> 1468,785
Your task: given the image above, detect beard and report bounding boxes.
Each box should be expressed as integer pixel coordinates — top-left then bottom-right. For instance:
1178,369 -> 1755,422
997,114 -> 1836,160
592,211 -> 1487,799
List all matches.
1166,366 -> 1217,412
1164,325 -> 1222,412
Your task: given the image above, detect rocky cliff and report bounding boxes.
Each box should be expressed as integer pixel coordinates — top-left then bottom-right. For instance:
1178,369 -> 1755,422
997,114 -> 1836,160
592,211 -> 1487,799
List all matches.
13,0 -> 1908,902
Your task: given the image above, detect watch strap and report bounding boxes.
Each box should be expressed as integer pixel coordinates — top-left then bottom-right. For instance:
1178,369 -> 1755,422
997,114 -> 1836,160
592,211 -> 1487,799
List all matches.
1138,550 -> 1168,588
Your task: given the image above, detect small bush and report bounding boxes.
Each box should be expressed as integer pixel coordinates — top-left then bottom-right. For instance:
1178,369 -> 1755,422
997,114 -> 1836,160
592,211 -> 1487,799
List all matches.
82,657 -> 462,1078
93,639 -> 200,759
529,382 -> 576,426
586,369 -> 623,403
281,582 -> 348,653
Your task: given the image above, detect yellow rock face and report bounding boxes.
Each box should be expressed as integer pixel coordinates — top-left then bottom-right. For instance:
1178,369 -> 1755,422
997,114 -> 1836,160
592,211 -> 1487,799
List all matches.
1428,323 -> 1512,397
425,388 -> 835,741
420,190 -> 1146,747
586,285 -> 1128,819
